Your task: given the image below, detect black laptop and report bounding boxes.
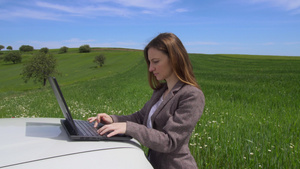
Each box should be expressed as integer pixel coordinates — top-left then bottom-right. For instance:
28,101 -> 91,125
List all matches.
48,76 -> 131,141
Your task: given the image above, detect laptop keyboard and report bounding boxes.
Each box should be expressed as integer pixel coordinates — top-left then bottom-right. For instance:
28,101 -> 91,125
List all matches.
74,120 -> 100,136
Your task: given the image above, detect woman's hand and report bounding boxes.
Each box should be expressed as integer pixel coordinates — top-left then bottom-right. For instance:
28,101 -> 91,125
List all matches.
97,122 -> 126,138
87,113 -> 113,128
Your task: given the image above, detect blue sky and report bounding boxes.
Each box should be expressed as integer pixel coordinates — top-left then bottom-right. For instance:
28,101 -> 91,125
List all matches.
0,0 -> 300,56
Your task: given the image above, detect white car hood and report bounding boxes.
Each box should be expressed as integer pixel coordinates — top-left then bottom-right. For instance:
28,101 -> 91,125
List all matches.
0,118 -> 152,169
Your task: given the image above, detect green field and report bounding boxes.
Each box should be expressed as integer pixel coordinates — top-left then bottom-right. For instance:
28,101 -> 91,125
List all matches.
1,49 -> 299,168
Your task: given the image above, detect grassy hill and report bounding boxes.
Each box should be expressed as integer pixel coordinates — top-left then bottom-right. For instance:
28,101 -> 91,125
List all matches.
1,48 -> 300,168
0,48 -> 143,93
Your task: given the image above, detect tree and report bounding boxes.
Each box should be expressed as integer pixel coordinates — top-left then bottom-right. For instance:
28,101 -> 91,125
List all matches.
6,46 -> 13,50
21,52 -> 59,86
93,54 -> 106,67
79,44 -> 91,53
59,46 -> 68,54
19,45 -> 34,52
0,45 -> 4,51
4,51 -> 22,64
40,47 -> 49,54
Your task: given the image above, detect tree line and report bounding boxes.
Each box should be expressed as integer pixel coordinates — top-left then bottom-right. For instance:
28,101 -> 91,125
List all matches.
0,45 -> 12,50
0,44 -> 106,86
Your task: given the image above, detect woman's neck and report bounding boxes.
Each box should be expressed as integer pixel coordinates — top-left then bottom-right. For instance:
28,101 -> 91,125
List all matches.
165,74 -> 179,95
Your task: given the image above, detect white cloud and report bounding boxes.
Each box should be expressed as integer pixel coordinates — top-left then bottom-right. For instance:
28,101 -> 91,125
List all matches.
35,1 -> 132,17
64,38 -> 96,43
248,0 -> 300,11
259,41 -> 300,46
0,8 -> 65,21
92,41 -> 142,49
1,0 -> 187,21
175,8 -> 188,13
1,0 -> 182,20
185,41 -> 220,46
261,42 -> 275,45
126,0 -> 177,9
91,0 -> 178,9
36,2 -> 76,13
283,0 -> 300,10
283,41 -> 300,45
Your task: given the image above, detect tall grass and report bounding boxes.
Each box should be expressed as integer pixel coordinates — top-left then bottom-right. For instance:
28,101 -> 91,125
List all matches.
1,50 -> 299,168
189,54 -> 300,168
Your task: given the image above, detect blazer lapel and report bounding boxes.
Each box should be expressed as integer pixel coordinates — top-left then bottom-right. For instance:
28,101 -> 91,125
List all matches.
150,81 -> 185,125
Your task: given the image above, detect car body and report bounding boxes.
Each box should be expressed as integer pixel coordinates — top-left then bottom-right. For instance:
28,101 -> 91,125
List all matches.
0,118 -> 153,169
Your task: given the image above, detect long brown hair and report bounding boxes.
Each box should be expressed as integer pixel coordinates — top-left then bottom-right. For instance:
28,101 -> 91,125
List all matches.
144,33 -> 200,90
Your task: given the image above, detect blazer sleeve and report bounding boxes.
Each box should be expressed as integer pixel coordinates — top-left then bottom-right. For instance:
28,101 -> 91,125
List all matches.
110,99 -> 150,124
110,87 -> 164,124
125,87 -> 205,153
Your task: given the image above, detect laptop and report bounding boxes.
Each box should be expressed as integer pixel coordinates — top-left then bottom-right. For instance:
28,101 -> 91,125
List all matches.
48,76 -> 132,141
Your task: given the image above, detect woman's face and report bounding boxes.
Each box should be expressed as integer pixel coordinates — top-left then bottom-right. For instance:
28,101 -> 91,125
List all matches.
148,48 -> 174,82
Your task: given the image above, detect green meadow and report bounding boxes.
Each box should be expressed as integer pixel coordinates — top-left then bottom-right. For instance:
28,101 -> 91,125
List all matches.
1,48 -> 299,168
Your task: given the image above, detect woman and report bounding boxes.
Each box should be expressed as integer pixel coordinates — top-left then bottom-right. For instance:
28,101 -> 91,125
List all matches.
88,33 -> 205,169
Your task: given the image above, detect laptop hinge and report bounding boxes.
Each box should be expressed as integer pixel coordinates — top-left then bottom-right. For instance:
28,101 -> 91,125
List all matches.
62,119 -> 77,135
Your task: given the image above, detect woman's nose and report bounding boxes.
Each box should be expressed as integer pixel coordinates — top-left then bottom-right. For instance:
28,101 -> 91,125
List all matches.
149,63 -> 155,72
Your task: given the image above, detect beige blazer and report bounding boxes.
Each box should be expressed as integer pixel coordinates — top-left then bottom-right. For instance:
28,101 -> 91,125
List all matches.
111,81 -> 205,169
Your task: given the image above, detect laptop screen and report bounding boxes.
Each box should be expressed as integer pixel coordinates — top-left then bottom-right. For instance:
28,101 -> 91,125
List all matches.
48,76 -> 78,134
